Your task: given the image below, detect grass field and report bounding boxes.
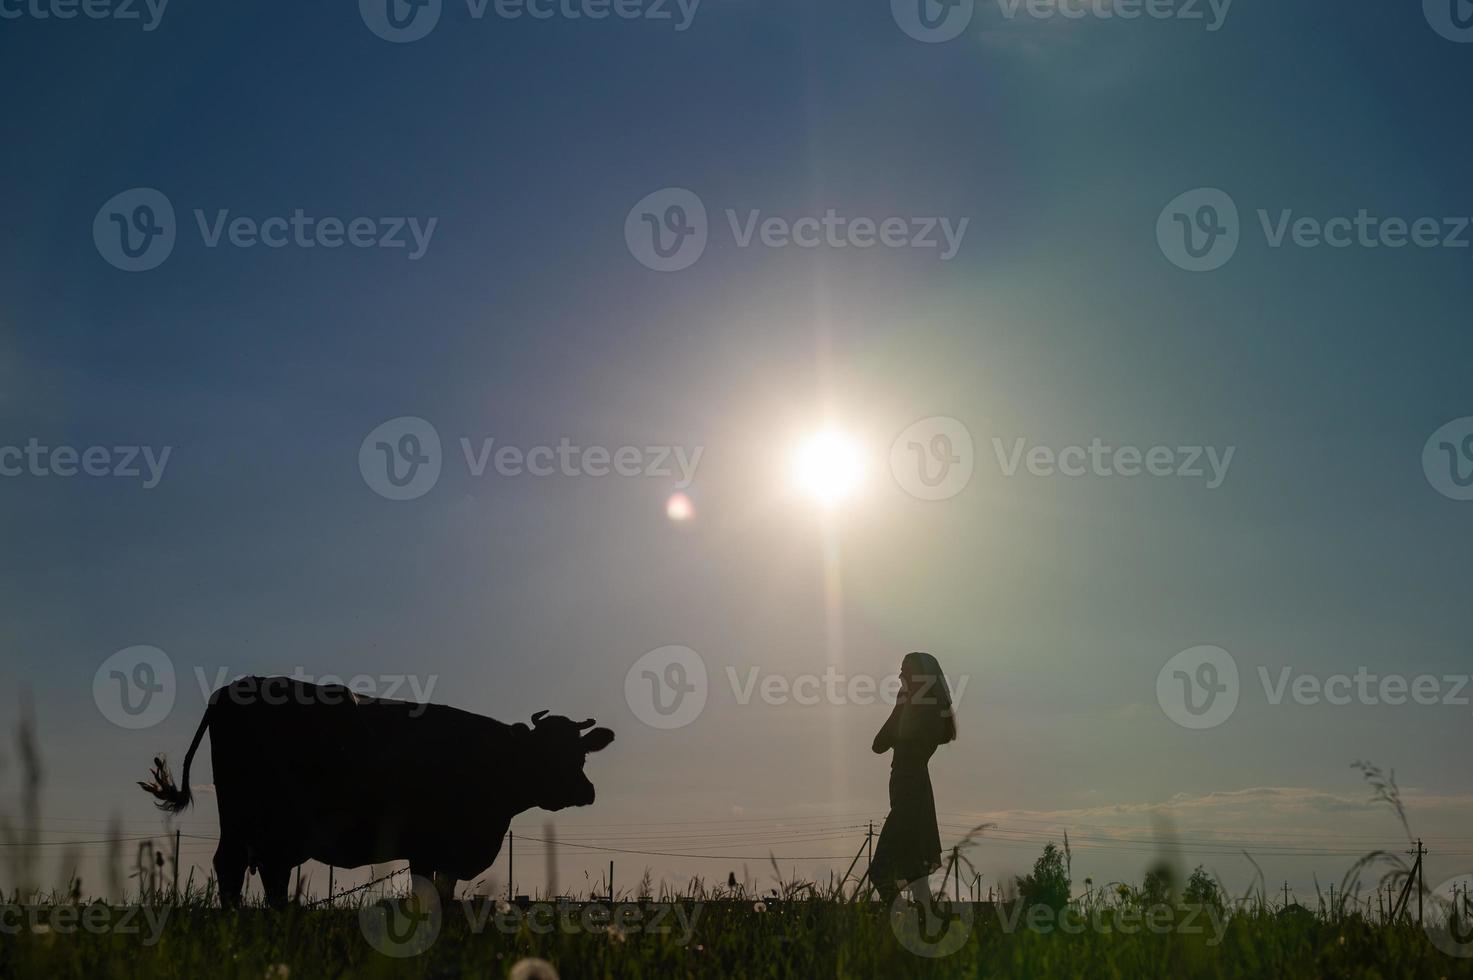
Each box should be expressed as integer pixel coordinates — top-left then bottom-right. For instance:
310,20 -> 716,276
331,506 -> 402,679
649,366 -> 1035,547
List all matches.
4,890 -> 1472,979
2,719 -> 1465,977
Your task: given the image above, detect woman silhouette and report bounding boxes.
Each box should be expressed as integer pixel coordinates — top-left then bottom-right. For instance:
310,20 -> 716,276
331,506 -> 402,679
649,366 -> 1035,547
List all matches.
868,651 -> 956,906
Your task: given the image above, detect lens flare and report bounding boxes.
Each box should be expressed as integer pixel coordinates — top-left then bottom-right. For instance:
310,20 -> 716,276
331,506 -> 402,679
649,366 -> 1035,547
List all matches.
666,492 -> 695,522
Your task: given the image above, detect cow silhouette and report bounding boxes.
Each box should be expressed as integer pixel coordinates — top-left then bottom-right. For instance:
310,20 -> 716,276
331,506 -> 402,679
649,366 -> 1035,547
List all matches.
138,676 -> 614,908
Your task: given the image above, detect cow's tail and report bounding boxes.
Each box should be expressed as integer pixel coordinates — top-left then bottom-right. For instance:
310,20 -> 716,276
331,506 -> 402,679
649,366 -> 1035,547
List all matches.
137,695 -> 215,813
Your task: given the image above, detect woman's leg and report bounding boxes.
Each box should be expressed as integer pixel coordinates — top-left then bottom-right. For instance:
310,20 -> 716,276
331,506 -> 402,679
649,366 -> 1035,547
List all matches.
908,873 -> 933,906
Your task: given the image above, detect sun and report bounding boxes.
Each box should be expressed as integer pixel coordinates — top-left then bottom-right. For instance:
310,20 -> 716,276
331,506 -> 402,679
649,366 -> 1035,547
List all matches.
790,428 -> 866,506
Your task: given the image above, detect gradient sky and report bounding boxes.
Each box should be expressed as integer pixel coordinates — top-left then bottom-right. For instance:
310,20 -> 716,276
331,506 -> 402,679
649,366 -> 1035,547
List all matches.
1,0 -> 1470,905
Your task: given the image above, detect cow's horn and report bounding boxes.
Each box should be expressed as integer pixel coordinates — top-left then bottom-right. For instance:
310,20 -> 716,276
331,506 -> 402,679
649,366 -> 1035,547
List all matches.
531,709 -> 549,725
576,718 -> 596,731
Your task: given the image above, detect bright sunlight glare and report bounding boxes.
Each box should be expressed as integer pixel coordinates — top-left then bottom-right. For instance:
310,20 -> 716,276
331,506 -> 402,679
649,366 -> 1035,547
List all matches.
790,429 -> 866,506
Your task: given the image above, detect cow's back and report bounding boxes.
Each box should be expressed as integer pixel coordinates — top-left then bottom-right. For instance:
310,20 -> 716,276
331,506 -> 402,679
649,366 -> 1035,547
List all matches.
207,676 -> 513,868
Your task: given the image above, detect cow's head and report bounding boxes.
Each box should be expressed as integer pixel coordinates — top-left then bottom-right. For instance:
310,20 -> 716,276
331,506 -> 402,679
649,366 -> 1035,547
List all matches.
521,710 -> 614,810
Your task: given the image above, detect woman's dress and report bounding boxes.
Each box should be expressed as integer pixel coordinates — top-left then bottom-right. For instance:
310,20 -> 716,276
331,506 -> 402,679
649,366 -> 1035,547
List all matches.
869,709 -> 944,890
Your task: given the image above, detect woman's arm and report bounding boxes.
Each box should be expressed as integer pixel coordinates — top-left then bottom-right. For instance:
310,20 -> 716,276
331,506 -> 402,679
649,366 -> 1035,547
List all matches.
871,701 -> 904,754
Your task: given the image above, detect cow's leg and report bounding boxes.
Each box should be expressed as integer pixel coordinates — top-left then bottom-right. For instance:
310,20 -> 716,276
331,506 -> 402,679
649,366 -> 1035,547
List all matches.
260,861 -> 293,909
409,862 -> 457,907
213,840 -> 248,909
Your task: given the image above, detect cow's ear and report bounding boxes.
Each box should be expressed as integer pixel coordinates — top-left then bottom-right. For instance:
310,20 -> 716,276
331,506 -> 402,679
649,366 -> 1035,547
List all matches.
581,727 -> 615,753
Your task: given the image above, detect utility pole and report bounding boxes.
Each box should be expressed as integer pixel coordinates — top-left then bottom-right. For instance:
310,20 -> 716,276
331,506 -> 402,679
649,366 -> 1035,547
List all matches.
610,860 -> 614,904
328,867 -> 334,906
508,831 -> 514,902
1282,881 -> 1291,910
1409,838 -> 1428,925
173,830 -> 181,900
867,821 -> 874,869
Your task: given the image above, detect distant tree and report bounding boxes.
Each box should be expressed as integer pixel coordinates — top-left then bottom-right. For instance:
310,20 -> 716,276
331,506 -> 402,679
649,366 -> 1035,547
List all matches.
1140,864 -> 1176,908
1184,866 -> 1224,912
1016,843 -> 1071,913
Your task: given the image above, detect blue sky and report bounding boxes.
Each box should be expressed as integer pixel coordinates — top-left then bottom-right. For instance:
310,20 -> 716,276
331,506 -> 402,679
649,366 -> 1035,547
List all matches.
1,0 -> 1470,901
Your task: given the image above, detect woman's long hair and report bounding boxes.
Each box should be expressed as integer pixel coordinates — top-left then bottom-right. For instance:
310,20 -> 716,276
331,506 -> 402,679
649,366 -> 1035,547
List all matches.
899,651 -> 957,744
